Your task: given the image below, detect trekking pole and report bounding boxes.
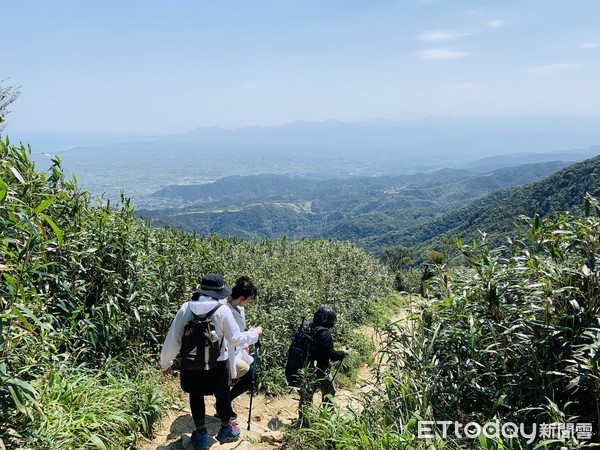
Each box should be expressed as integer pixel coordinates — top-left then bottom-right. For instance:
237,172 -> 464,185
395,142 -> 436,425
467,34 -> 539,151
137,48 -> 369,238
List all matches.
247,339 -> 260,431
329,350 -> 347,384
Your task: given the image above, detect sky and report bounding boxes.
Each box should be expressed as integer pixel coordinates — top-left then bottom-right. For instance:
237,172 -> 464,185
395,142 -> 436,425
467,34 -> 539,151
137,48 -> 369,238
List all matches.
3,0 -> 600,139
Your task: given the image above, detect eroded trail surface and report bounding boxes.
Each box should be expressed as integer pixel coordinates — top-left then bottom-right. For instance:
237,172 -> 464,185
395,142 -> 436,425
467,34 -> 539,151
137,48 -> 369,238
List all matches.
136,312 -> 403,450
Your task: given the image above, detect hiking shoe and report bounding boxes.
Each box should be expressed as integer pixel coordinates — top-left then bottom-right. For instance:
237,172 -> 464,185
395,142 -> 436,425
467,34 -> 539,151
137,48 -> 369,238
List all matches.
216,422 -> 241,443
190,428 -> 208,449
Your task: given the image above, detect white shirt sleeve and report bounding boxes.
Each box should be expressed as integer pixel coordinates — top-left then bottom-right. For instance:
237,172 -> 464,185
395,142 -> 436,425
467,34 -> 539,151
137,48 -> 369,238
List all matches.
160,304 -> 187,371
218,306 -> 259,349
224,304 -> 256,378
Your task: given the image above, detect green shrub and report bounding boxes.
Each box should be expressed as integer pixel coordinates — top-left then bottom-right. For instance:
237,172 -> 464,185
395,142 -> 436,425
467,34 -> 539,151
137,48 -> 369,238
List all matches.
382,198 -> 600,447
284,197 -> 600,449
22,363 -> 169,450
1,138 -> 393,446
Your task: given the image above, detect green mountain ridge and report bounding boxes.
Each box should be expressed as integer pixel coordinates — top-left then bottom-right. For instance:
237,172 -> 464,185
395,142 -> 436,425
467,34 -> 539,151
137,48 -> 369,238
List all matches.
151,169 -> 474,203
380,154 -> 600,251
138,161 -> 570,251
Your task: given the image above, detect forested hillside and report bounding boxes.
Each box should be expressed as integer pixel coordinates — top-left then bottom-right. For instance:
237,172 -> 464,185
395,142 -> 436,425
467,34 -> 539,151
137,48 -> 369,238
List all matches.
138,161 -> 568,252
151,169 -> 473,202
374,154 -> 600,251
0,139 -> 392,449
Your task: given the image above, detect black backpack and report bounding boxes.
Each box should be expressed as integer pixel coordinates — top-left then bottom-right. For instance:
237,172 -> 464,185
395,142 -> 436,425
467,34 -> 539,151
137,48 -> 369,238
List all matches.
181,304 -> 223,371
285,318 -> 322,387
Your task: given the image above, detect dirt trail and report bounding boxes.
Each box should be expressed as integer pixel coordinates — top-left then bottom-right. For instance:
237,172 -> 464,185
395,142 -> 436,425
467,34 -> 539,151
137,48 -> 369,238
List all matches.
136,312 -> 405,450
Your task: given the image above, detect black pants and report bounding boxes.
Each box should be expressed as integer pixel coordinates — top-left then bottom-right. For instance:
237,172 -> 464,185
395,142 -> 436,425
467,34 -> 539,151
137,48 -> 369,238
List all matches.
230,370 -> 253,402
183,361 -> 230,426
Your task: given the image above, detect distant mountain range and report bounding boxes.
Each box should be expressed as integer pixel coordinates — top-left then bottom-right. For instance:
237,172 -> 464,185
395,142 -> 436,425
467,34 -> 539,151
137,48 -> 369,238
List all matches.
165,117 -> 600,159
137,160 -> 575,252
22,116 -> 600,258
31,118 -> 600,208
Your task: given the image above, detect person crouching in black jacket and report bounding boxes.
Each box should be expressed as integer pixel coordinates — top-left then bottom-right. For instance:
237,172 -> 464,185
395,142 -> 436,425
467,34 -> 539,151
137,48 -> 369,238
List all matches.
300,305 -> 349,411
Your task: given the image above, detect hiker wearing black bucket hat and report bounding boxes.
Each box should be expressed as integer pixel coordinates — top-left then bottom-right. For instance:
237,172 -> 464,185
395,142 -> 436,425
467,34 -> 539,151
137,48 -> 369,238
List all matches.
195,273 -> 232,299
160,273 -> 263,449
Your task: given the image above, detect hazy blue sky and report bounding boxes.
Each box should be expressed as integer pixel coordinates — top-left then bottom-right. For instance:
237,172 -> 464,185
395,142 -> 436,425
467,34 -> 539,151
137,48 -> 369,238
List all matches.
3,0 -> 600,136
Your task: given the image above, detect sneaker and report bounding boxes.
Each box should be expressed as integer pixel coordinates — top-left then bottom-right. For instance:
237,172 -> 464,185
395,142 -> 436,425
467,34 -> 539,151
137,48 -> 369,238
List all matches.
190,428 -> 208,449
216,422 -> 241,443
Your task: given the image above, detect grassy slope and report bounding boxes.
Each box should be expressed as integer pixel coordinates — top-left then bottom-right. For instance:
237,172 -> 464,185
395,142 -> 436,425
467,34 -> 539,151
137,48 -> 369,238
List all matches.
1,139 -> 394,449
286,196 -> 600,449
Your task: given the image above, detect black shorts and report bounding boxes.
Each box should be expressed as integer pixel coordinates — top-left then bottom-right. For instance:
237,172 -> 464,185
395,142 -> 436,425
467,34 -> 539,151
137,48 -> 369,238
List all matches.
180,360 -> 230,394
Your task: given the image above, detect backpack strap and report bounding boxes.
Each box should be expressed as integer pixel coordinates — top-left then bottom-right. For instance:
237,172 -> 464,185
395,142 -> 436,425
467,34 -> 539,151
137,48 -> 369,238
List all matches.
311,325 -> 326,335
205,303 -> 225,353
196,303 -> 222,320
307,325 -> 325,361
206,303 -> 223,318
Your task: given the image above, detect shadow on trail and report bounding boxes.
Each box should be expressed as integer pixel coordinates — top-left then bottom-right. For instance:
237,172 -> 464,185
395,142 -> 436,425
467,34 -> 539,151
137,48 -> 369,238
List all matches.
169,415 -> 193,439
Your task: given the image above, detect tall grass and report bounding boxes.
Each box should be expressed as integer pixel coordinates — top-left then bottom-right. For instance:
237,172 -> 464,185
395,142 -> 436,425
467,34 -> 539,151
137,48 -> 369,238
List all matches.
285,196 -> 599,449
1,138 -> 393,448
25,363 -> 167,449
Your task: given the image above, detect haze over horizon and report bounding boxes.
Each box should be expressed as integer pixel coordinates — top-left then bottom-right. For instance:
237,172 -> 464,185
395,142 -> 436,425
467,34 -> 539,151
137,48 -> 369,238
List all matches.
3,0 -> 600,147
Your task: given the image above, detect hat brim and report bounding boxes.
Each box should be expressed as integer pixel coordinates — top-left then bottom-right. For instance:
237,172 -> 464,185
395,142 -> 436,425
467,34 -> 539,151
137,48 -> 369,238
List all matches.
195,287 -> 232,300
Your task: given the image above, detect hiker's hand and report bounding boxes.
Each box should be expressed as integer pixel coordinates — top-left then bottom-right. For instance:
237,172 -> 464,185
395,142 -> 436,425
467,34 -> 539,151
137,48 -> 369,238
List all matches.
342,348 -> 350,356
161,367 -> 172,377
254,326 -> 263,336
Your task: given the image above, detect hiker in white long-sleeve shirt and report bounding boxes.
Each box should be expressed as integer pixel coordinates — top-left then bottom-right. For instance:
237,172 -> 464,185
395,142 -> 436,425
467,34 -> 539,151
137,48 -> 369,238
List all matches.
160,273 -> 263,449
218,276 -> 260,420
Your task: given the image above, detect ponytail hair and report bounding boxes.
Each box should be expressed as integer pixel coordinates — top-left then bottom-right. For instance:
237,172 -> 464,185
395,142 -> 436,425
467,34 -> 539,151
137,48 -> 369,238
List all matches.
231,275 -> 258,299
